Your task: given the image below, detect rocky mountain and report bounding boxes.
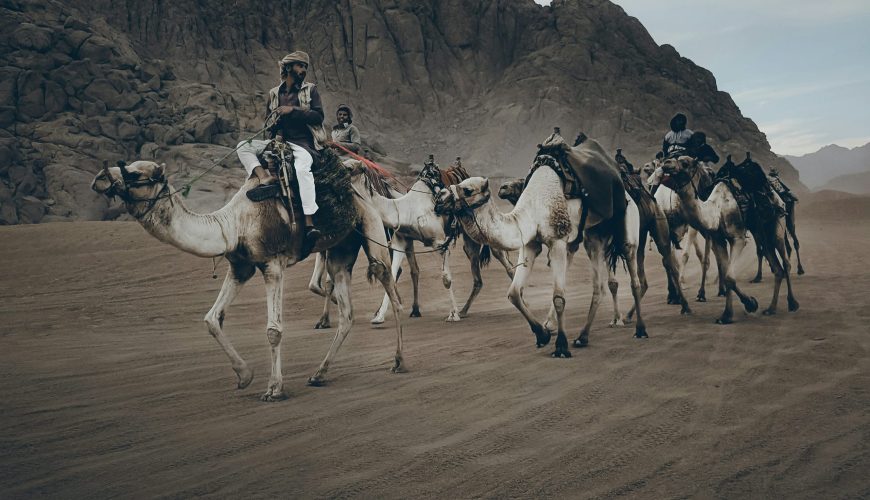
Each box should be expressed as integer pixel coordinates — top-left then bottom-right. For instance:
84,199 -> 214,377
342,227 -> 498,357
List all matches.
783,142 -> 870,189
818,171 -> 870,195
0,0 -> 805,224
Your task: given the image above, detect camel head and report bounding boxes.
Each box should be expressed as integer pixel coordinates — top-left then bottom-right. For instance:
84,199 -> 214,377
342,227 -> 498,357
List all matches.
659,155 -> 697,191
434,176 -> 490,215
497,178 -> 525,206
91,160 -> 168,218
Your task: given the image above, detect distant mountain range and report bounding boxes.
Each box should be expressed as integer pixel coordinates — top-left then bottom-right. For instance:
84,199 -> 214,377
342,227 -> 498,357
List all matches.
783,143 -> 870,190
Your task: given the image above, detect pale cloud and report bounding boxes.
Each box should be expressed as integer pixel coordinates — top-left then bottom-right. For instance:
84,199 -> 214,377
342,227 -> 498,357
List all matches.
732,78 -> 869,104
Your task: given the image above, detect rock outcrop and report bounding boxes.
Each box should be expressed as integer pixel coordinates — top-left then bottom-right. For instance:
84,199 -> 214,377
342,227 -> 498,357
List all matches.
0,0 -> 804,224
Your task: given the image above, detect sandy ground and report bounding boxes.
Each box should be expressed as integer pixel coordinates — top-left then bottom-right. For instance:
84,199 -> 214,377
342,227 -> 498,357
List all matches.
1,199 -> 869,498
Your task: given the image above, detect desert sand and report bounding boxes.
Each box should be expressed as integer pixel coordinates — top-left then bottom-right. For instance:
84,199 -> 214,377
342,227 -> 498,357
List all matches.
1,198 -> 868,498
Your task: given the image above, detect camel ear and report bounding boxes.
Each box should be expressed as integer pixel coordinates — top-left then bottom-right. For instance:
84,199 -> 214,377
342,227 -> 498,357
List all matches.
156,163 -> 166,177
483,179 -> 490,192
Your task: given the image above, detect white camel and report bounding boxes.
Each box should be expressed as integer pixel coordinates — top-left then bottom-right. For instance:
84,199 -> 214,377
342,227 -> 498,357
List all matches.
659,156 -> 799,323
643,157 -> 718,301
437,147 -> 646,357
91,158 -> 405,399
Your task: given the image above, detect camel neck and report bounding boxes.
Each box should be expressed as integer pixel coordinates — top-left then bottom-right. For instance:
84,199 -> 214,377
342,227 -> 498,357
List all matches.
370,180 -> 433,230
458,200 -> 525,251
139,193 -> 235,257
674,184 -> 720,235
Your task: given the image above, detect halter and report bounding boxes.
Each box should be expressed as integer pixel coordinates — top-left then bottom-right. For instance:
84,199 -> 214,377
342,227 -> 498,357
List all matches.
107,162 -> 171,218
662,158 -> 702,198
417,163 -> 445,197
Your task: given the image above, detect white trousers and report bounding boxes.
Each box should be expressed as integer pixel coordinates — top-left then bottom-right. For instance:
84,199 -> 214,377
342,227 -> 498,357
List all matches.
237,139 -> 319,215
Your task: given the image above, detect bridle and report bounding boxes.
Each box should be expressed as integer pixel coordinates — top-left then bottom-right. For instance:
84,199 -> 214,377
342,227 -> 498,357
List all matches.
662,158 -> 702,198
105,162 -> 171,218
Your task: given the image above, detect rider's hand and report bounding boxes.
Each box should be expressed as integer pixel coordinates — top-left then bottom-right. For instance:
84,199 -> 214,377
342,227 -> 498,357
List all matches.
276,105 -> 295,116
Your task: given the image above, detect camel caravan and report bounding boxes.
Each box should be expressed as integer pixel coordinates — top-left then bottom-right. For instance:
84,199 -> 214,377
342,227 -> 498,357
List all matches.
89,52 -> 802,400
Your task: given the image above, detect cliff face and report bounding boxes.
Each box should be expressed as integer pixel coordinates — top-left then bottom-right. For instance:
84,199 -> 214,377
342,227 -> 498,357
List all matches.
0,0 -> 803,223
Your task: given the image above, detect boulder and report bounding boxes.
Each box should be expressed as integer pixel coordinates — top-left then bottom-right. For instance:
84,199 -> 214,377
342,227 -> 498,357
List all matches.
16,71 -> 47,119
192,113 -> 218,143
14,169 -> 40,196
83,79 -> 140,111
0,67 -> 21,107
10,23 -> 52,52
0,201 -> 18,225
78,36 -> 115,64
43,164 -> 110,220
140,142 -> 160,159
16,195 -> 46,224
43,81 -> 67,115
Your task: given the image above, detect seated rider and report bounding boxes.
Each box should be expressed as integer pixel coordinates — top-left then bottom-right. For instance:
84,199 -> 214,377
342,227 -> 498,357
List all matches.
236,51 -> 326,248
734,152 -> 785,226
662,113 -> 693,157
767,168 -> 798,204
686,131 -> 719,177
330,104 -> 362,155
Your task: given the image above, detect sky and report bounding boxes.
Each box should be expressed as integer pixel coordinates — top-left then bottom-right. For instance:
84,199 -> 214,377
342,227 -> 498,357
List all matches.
535,0 -> 870,156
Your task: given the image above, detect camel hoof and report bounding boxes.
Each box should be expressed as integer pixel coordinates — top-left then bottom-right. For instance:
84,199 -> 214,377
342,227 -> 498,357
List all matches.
551,349 -> 572,358
797,268 -> 805,276
370,316 -> 385,325
236,366 -> 254,389
307,376 -> 327,387
788,298 -> 800,312
681,305 -> 692,315
409,306 -> 422,318
718,290 -> 727,297
260,390 -> 287,402
634,327 -> 648,339
609,319 -> 625,328
744,297 -> 759,313
750,277 -> 762,284
390,357 -> 405,373
532,325 -> 552,348
715,316 -> 734,325
458,309 -> 470,319
696,292 -> 706,302
762,308 -> 776,316
445,311 -> 461,322
572,334 -> 589,348
314,319 -> 331,329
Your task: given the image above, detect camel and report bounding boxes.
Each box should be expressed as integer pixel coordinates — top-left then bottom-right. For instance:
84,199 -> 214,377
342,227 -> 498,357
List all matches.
659,156 -> 799,323
499,176 -> 690,319
644,157 -> 718,301
357,160 -> 515,324
751,188 -> 805,282
90,157 -> 405,399
437,144 -> 646,357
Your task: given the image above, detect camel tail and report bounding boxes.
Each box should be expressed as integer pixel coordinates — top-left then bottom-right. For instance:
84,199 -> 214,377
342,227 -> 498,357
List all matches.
605,186 -> 629,273
479,244 -> 492,268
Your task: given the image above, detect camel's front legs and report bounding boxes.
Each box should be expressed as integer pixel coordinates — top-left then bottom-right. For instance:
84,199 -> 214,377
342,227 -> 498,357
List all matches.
371,237 -> 406,324
652,217 -> 690,314
261,260 -> 287,401
713,237 -> 758,324
440,247 -> 461,322
203,263 -> 255,390
762,225 -> 800,315
459,236 -> 484,318
548,240 -> 572,358
405,239 -> 422,317
492,247 -> 516,280
507,242 -> 550,348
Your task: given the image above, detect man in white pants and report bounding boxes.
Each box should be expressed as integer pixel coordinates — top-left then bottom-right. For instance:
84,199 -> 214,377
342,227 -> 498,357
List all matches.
237,50 -> 327,248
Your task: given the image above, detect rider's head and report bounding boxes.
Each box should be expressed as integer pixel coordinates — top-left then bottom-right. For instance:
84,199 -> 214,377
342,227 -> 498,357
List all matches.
670,113 -> 688,132
279,51 -> 310,84
336,104 -> 353,125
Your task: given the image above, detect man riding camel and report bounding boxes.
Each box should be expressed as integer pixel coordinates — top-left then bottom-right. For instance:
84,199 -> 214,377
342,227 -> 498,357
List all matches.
662,113 -> 693,157
236,50 -> 326,247
330,104 -> 362,155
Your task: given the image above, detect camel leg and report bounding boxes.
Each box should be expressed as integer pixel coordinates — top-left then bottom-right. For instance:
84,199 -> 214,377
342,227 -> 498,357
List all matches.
309,252 -> 333,329
492,248 -> 516,279
507,242 -> 550,348
710,240 -> 735,324
548,240 -> 572,358
203,262 -> 255,390
608,270 -> 625,327
714,237 -> 758,324
405,239 -> 422,317
761,240 -> 785,315
764,223 -> 800,314
459,236 -> 483,318
371,237 -> 406,325
623,240 -> 647,338
786,208 -> 805,275
544,247 -> 576,334
260,259 -> 287,401
751,240 -> 764,283
625,229 -> 650,321
441,248 -> 461,322
308,248 -> 357,386
574,234 -> 606,348
654,216 -> 690,314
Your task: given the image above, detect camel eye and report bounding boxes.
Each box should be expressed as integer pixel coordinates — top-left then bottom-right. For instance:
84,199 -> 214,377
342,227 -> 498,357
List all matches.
463,187 -> 474,197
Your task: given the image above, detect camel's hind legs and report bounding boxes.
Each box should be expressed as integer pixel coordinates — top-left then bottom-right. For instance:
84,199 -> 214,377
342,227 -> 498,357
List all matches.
762,225 -> 800,315
548,240 -> 572,358
308,253 -> 334,329
574,235 -> 606,348
203,260 -> 255,390
459,235 -> 484,318
786,208 -> 805,275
